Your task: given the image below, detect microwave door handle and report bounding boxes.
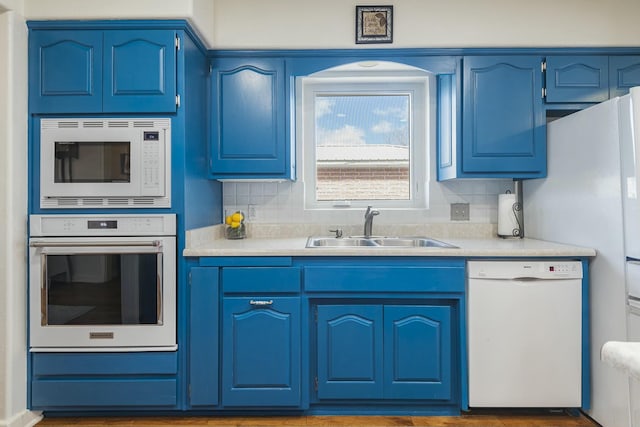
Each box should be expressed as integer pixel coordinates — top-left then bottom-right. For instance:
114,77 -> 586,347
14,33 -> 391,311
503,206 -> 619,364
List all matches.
29,240 -> 162,248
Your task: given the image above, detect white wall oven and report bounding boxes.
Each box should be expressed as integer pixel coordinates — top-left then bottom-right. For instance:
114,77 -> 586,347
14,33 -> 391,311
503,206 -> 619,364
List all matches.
39,118 -> 171,209
28,214 -> 176,352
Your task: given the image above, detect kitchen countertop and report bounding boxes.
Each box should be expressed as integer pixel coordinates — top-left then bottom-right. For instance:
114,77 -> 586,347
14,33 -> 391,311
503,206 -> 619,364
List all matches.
601,341 -> 640,382
183,224 -> 596,258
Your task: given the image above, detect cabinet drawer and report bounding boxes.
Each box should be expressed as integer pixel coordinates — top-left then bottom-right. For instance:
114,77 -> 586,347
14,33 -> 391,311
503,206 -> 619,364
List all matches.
32,352 -> 178,376
31,379 -> 177,408
222,267 -> 301,293
304,265 -> 464,293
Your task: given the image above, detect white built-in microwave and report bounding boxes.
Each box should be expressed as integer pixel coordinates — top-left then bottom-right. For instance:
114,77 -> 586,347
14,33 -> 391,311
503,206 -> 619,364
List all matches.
39,118 -> 171,209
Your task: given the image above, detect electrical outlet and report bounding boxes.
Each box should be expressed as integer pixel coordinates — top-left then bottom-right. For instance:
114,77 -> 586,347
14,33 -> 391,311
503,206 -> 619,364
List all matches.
450,203 -> 470,221
247,204 -> 257,220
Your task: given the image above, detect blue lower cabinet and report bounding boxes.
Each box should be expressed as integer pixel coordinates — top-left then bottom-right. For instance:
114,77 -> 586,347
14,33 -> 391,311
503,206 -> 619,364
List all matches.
316,304 -> 453,401
188,267 -> 220,407
31,379 -> 177,408
383,305 -> 452,400
221,296 -> 301,407
30,352 -> 179,409
316,305 -> 384,399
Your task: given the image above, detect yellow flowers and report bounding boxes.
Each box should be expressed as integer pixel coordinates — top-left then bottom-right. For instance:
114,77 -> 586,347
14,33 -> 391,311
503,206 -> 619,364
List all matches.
225,211 -> 246,239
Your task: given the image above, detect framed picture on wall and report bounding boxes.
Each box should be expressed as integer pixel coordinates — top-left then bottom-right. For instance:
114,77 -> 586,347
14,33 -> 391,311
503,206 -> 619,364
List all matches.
355,5 -> 393,44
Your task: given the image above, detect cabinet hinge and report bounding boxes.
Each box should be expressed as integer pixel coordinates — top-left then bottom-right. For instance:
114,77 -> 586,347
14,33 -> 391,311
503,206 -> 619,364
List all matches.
188,272 -> 192,286
175,35 -> 181,51
176,94 -> 181,108
314,376 -> 318,392
541,60 -> 546,72
542,87 -> 547,99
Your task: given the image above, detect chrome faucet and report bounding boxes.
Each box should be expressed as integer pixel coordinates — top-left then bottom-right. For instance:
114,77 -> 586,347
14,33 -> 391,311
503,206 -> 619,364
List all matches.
363,206 -> 380,238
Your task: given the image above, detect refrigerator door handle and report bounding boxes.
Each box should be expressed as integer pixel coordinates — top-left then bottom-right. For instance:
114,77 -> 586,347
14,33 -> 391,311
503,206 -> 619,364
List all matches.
626,259 -> 640,300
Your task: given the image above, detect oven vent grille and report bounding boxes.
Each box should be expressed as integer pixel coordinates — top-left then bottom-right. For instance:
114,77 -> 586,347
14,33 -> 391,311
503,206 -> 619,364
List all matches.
132,198 -> 155,206
82,121 -> 105,128
42,118 -> 170,130
107,121 -> 130,128
55,197 -> 80,206
133,121 -> 155,128
106,198 -> 130,206
56,121 -> 80,129
41,196 -> 171,209
82,198 -> 105,205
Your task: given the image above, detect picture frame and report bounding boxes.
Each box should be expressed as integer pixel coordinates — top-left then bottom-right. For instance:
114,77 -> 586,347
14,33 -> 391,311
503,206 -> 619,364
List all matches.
355,5 -> 393,44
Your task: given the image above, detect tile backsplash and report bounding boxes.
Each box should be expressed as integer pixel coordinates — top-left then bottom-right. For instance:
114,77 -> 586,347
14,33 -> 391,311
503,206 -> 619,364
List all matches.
223,179 -> 514,226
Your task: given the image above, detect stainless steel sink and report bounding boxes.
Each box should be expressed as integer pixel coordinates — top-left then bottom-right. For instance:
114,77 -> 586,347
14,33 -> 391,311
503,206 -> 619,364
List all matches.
306,237 -> 378,247
371,237 -> 457,248
305,236 -> 457,248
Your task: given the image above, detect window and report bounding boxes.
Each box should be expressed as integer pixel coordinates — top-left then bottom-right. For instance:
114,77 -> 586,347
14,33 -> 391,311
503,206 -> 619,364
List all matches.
297,62 -> 432,209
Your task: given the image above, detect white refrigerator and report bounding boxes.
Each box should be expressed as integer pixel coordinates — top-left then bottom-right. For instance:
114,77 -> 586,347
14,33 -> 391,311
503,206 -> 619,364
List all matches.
524,88 -> 640,427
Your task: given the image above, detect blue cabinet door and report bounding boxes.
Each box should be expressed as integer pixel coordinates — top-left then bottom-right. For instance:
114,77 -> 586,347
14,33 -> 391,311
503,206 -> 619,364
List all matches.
316,304 -> 454,401
210,58 -> 288,178
29,30 -> 103,113
29,29 -> 177,113
316,305 -> 384,400
383,305 -> 452,400
545,56 -> 609,103
222,296 -> 301,407
462,56 -> 546,176
103,30 -> 177,112
188,267 -> 219,407
610,56 -> 640,98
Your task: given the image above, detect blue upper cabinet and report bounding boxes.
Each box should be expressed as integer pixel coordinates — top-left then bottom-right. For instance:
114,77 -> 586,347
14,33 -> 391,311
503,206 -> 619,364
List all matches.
610,56 -> 640,98
29,30 -> 103,113
29,29 -> 177,113
458,56 -> 546,178
210,58 -> 290,180
103,30 -> 177,112
545,56 -> 609,103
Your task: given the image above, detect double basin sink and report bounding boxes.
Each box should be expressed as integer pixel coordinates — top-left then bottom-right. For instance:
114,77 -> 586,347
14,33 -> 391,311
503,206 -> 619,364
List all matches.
306,236 -> 458,249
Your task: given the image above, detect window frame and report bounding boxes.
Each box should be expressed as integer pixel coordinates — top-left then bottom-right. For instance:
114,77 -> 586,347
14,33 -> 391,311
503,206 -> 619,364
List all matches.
297,71 -> 431,210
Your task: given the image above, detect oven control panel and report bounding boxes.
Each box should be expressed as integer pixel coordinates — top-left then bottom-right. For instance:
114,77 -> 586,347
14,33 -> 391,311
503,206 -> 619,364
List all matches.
29,214 -> 176,236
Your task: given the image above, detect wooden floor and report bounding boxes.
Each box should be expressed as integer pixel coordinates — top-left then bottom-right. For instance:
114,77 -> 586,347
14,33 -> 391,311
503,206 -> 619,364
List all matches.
36,411 -> 601,427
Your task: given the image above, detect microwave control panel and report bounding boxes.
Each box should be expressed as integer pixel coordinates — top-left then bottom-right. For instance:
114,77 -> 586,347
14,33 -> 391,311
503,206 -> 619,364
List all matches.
141,129 -> 164,195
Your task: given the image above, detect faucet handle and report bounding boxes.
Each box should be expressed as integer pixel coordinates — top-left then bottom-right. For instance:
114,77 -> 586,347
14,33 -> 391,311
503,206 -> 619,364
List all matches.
329,228 -> 343,238
365,205 -> 380,217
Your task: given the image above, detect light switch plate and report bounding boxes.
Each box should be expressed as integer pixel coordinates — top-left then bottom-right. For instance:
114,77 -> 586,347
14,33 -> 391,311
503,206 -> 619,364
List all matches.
450,203 -> 470,221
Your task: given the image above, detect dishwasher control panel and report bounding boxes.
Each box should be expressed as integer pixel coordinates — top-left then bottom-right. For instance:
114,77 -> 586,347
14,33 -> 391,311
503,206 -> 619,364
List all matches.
467,260 -> 583,280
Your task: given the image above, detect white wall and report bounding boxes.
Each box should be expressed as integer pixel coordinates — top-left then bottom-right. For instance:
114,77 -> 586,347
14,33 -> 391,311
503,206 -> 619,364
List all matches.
21,0 -> 640,49
0,4 -> 41,427
24,0 -> 216,47
210,0 -> 640,49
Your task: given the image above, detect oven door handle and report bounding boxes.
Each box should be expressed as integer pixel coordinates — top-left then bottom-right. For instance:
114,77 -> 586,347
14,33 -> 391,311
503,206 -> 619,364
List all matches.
29,240 -> 162,248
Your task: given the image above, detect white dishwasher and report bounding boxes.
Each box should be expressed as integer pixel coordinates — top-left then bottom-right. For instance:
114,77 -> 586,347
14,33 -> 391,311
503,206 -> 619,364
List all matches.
467,260 -> 583,408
